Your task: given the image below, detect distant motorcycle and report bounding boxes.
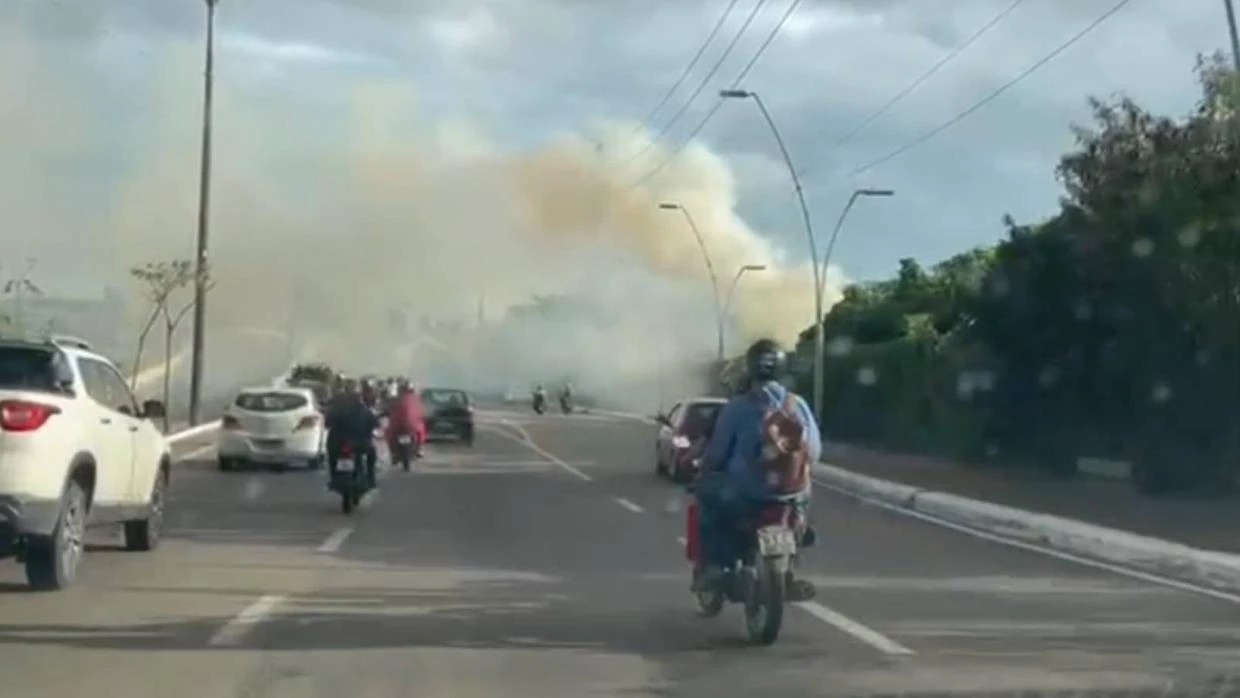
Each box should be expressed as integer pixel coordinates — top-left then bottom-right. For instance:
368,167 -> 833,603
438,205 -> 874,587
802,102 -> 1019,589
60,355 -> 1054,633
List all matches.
389,430 -> 417,472
532,392 -> 547,414
559,394 -> 573,414
686,492 -> 816,645
329,442 -> 375,514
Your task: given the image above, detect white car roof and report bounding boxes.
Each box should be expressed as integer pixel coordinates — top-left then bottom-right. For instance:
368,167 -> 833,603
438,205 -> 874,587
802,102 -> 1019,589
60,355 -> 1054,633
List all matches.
237,386 -> 313,398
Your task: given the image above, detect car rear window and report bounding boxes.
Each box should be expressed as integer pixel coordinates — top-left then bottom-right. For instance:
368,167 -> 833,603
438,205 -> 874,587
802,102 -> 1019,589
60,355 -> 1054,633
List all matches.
422,389 -> 468,407
682,403 -> 723,437
0,346 -> 61,392
235,391 -> 308,412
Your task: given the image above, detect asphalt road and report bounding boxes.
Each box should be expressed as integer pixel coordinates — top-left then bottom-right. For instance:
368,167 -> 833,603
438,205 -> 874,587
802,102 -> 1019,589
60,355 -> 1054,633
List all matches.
3,408 -> 1240,697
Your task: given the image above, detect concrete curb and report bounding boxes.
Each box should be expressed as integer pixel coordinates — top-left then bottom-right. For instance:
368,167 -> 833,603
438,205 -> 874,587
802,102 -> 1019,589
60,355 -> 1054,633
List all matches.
811,461 -> 1240,595
593,404 -> 1240,593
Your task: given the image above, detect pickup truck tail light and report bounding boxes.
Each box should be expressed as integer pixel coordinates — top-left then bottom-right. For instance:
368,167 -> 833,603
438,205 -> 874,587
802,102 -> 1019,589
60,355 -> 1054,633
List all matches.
0,400 -> 61,432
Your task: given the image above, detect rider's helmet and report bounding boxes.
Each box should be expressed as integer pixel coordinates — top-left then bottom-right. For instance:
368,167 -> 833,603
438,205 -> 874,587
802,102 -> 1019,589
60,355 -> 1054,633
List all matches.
744,337 -> 787,384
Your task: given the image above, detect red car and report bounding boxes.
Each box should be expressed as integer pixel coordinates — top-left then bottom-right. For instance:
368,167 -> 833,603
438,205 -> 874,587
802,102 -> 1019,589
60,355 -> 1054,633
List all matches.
654,397 -> 726,483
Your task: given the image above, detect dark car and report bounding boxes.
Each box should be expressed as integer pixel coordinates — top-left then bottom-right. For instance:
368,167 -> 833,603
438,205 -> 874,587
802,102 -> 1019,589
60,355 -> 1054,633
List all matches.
421,388 -> 474,445
655,397 -> 726,483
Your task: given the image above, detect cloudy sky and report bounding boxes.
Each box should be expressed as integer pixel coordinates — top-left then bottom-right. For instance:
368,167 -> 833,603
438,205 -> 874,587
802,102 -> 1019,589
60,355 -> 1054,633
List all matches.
0,0 -> 1231,296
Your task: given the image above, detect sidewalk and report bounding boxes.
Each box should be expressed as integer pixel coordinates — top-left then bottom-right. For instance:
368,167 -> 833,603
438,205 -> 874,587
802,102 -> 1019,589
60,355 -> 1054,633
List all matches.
822,441 -> 1240,555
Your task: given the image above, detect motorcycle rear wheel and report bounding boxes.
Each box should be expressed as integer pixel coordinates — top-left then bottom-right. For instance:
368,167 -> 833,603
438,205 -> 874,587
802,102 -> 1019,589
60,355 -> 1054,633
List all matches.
744,557 -> 787,645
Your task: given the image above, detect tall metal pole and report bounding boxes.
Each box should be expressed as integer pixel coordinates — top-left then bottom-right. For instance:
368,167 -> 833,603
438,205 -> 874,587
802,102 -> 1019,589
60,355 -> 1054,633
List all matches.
719,89 -> 821,414
1226,0 -> 1240,71
659,203 -> 724,362
188,0 -> 217,425
816,188 -> 893,416
722,264 -> 766,355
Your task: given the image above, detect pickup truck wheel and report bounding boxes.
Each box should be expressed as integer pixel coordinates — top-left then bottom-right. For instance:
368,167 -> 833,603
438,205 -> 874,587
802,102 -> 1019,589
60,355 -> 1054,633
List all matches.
124,470 -> 167,552
26,480 -> 87,590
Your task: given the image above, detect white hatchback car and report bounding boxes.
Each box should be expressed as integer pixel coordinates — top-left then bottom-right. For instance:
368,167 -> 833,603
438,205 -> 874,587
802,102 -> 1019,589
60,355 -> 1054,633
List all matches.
218,386 -> 326,471
0,338 -> 172,590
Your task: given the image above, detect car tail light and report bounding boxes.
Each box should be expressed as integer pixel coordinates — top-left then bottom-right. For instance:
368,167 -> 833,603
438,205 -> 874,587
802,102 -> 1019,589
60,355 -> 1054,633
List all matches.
295,415 -> 320,430
0,400 -> 61,432
222,415 -> 240,429
671,434 -> 691,449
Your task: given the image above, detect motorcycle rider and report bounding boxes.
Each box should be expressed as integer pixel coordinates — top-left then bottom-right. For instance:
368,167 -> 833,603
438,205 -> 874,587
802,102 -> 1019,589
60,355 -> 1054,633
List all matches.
693,338 -> 822,592
385,379 -> 425,459
360,378 -> 379,411
325,380 -> 380,489
532,384 -> 548,412
559,382 -> 574,411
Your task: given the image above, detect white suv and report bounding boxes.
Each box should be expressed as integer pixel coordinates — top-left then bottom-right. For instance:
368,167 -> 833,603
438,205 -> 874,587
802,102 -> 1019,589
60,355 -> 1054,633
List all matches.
0,338 -> 172,590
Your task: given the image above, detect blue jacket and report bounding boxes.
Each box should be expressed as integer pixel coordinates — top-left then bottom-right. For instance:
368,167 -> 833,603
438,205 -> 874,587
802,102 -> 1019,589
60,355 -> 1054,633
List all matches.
700,381 -> 822,501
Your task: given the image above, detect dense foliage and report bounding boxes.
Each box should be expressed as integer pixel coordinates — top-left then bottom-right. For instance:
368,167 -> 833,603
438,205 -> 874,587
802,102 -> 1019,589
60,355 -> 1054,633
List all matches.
791,55 -> 1240,490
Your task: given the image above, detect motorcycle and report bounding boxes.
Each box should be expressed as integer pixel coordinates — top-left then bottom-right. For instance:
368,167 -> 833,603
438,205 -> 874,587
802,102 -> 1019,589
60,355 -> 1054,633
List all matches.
559,394 -> 573,414
329,442 -> 374,514
532,392 -> 547,414
388,428 -> 419,471
686,490 -> 815,645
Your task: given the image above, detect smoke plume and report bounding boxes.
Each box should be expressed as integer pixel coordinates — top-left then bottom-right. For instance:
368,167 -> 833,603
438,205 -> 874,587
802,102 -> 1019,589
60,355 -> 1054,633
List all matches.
1,19 -> 843,413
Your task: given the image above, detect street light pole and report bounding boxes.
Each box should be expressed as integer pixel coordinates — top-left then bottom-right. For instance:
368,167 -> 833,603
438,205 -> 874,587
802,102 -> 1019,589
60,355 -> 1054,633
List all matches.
658,202 -> 724,362
1226,0 -> 1240,71
719,88 -> 823,413
722,264 -> 766,354
816,187 -> 893,404
188,0 -> 217,426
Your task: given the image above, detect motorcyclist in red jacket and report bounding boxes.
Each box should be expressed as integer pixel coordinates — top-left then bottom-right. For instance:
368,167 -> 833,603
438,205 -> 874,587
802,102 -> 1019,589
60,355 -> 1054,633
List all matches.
386,379 -> 426,457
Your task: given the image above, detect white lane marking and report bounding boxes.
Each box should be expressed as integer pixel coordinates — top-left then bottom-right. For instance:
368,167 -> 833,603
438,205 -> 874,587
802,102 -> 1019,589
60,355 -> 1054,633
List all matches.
208,594 -> 284,647
813,477 -> 1240,606
795,601 -> 916,656
483,422 -> 593,482
176,443 -> 216,463
614,497 -> 645,514
168,420 -> 221,443
242,477 -> 265,502
316,526 -> 354,553
667,534 -> 913,655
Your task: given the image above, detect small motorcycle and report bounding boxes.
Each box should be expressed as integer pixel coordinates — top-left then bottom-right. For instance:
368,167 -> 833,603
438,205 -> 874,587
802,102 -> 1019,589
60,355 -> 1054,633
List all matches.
532,392 -> 547,414
686,494 -> 815,645
329,442 -> 374,514
559,394 -> 573,414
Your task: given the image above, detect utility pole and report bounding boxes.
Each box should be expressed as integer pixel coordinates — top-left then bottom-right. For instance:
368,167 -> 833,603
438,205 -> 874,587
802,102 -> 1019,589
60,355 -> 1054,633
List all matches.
1226,0 -> 1240,72
188,0 -> 217,425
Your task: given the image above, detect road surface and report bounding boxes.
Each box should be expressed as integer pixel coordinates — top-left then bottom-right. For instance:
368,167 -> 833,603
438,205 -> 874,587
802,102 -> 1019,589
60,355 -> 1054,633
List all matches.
2,408 -> 1240,697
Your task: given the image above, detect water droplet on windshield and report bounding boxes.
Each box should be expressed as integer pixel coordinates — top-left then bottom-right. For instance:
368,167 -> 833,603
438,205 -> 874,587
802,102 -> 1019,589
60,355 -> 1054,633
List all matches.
857,367 -> 878,386
1131,238 -> 1155,258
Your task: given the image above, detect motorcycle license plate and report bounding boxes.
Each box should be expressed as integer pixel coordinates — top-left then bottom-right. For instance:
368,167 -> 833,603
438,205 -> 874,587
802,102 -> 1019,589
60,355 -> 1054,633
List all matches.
337,459 -> 355,472
397,435 -> 412,444
757,525 -> 797,556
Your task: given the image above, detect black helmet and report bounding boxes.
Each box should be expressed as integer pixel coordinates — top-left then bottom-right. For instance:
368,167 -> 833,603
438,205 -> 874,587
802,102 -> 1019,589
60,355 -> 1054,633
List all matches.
745,338 -> 787,383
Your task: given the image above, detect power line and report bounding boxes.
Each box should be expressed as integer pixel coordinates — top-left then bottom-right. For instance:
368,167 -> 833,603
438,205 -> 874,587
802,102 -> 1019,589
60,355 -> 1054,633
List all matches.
636,0 -> 742,126
844,0 -> 1134,179
635,0 -> 803,185
627,0 -> 772,166
832,0 -> 1027,147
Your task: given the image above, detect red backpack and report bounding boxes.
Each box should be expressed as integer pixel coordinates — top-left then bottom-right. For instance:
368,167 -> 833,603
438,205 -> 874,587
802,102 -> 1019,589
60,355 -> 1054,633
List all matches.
757,394 -> 811,495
